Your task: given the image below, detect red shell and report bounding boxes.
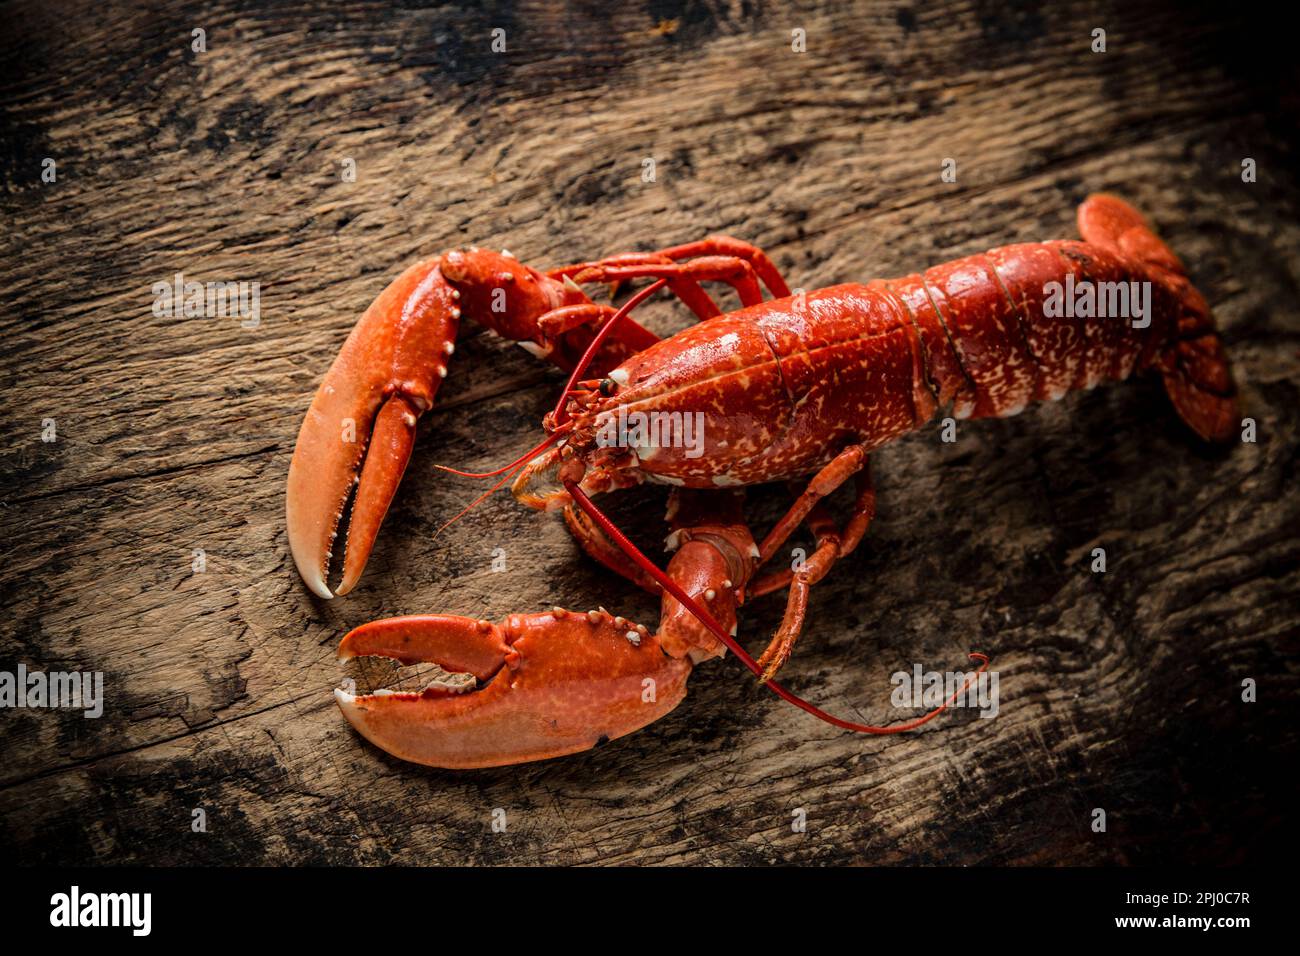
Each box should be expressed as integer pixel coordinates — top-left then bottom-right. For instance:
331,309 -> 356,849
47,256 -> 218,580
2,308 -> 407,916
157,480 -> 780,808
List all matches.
579,233 -> 1215,489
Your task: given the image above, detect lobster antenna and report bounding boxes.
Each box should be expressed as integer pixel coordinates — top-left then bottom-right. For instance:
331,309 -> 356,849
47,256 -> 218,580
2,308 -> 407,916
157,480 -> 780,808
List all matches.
565,480 -> 990,734
431,422 -> 580,536
434,423 -> 572,479
552,279 -> 667,424
432,465 -> 525,540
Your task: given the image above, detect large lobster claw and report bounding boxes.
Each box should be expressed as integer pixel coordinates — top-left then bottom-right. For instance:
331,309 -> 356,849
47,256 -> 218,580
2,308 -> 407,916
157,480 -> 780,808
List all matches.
287,249 -> 659,599
287,257 -> 455,599
335,609 -> 693,768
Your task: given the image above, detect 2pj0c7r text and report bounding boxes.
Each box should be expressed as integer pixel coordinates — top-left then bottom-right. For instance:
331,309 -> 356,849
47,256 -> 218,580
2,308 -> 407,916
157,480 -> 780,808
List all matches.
1126,892 -> 1251,908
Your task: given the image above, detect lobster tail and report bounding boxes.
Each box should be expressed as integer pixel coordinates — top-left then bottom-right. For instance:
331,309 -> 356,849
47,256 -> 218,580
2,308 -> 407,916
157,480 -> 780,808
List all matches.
1077,193 -> 1186,276
1077,194 -> 1238,443
1159,331 -> 1238,442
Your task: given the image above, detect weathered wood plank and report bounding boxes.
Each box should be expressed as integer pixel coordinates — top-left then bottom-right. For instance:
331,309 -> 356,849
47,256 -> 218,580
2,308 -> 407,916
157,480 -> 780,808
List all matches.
1,0 -> 1297,864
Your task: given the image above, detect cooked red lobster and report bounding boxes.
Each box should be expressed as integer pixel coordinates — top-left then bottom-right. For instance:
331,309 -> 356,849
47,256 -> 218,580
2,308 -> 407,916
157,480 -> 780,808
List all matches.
288,195 -> 1236,768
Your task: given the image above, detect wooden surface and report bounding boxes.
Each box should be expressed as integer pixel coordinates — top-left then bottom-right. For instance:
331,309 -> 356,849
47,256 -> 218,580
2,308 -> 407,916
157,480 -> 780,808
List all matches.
2,0 -> 1297,865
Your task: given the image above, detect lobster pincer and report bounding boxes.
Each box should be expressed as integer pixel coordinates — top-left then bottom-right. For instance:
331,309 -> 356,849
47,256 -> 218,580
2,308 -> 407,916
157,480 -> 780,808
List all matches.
334,610 -> 692,769
334,490 -> 756,768
286,248 -> 660,599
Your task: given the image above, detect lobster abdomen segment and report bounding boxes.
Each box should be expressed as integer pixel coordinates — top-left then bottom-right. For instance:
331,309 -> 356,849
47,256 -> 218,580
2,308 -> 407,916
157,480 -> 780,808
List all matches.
887,239 -> 1185,422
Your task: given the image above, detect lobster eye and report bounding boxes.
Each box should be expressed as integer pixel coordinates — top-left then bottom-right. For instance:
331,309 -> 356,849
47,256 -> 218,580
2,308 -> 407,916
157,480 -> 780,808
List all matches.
598,377 -> 617,396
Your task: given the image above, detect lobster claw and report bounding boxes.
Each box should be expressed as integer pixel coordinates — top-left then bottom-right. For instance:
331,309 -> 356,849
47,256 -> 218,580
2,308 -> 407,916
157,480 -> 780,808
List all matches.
288,249 -> 660,599
287,257 -> 461,598
335,609 -> 693,768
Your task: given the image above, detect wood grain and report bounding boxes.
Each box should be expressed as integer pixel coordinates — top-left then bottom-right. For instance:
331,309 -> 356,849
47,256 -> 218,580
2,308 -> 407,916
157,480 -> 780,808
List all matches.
1,0 -> 1297,865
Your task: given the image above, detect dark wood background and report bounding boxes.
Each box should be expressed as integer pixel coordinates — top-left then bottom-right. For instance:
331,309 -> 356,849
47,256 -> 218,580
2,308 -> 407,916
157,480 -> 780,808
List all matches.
2,0 -> 1297,865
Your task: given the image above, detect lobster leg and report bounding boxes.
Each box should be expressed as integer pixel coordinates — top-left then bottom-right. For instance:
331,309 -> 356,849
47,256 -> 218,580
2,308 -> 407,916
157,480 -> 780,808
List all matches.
757,498 -> 842,682
522,302 -> 661,368
750,470 -> 877,682
656,235 -> 792,299
572,256 -> 767,308
555,253 -> 725,321
837,467 -> 878,557
749,467 -> 877,598
757,445 -> 870,567
561,469 -> 871,684
550,234 -> 792,300
559,487 -> 759,603
536,303 -> 621,337
437,248 -> 662,371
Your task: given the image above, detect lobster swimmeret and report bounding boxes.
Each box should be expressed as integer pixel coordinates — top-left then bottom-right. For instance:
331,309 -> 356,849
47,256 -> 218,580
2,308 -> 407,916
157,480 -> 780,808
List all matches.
287,195 -> 1236,768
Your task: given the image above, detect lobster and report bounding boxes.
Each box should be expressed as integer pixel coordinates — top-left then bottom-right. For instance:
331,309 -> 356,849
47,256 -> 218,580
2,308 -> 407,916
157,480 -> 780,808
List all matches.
288,195 -> 1237,768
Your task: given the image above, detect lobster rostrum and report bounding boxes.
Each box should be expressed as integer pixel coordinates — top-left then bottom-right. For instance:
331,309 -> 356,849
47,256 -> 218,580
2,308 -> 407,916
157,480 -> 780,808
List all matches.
289,195 -> 1236,768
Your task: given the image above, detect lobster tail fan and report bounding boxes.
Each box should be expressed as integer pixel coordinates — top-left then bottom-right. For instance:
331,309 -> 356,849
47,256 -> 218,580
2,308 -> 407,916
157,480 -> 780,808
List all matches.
1077,193 -> 1185,276
1160,333 -> 1239,443
1078,193 -> 1238,443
